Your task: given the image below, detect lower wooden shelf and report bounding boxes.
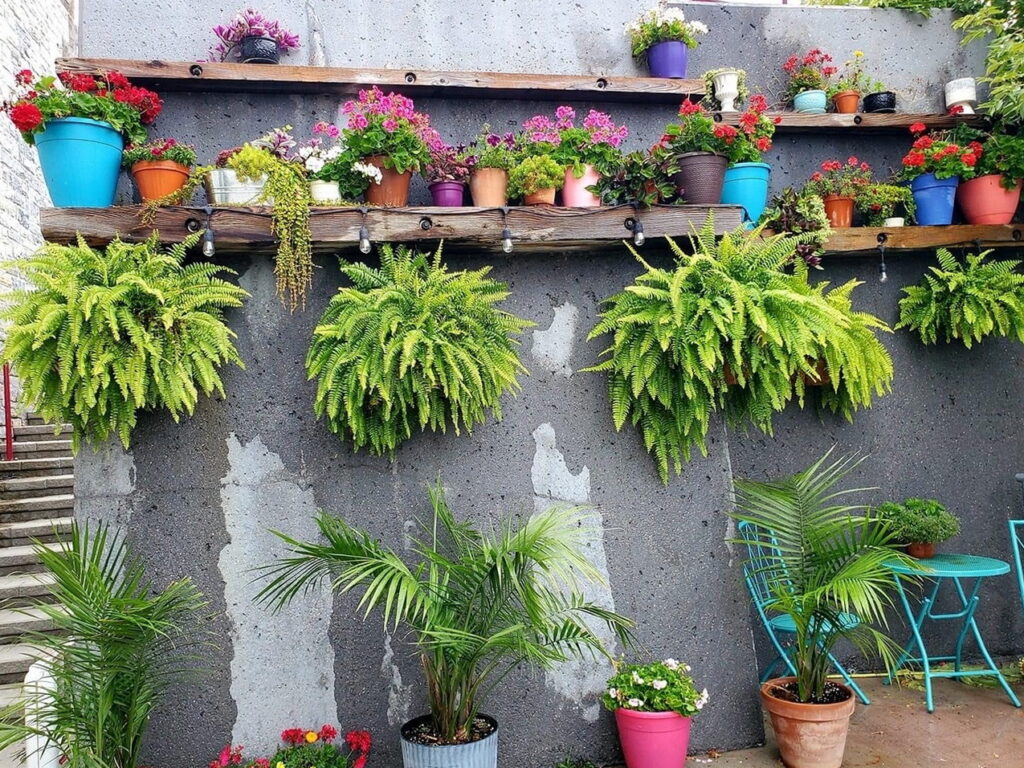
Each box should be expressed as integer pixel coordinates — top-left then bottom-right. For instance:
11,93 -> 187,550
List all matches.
823,225 -> 1024,255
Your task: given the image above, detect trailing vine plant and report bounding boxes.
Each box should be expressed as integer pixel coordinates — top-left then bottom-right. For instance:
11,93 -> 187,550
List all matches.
0,233 -> 248,450
306,243 -> 533,456
138,164 -> 214,226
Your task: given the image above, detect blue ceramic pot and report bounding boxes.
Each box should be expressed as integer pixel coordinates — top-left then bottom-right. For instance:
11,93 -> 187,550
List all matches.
721,162 -> 772,223
400,715 -> 498,768
647,41 -> 688,78
911,173 -> 959,225
34,117 -> 123,207
793,89 -> 827,114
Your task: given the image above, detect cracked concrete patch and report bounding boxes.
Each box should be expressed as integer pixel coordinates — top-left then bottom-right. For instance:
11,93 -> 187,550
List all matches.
74,439 -> 136,530
531,302 -> 579,378
381,630 -> 413,726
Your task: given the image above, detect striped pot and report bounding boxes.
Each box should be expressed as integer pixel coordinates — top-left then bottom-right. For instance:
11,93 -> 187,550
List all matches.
400,714 -> 498,768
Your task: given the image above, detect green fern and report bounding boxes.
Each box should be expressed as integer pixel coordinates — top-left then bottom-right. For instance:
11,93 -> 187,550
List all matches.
896,248 -> 1024,348
587,214 -> 893,483
306,243 -> 533,455
1,233 -> 248,450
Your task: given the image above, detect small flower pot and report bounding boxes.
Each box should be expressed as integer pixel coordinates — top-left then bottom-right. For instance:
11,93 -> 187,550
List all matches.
429,181 -> 466,207
205,168 -> 268,205
400,714 -> 498,768
240,35 -> 281,64
469,168 -> 508,207
673,152 -> 728,205
647,41 -> 688,79
721,162 -> 771,223
907,541 -> 936,559
364,155 -> 412,206
614,708 -> 692,768
712,69 -> 741,112
562,164 -> 602,207
822,195 -> 855,228
761,677 -> 855,768
945,77 -> 977,114
957,174 -> 1022,225
911,173 -> 959,225
883,217 -> 906,227
309,179 -> 341,202
793,90 -> 827,114
523,188 -> 557,205
863,91 -> 897,113
130,160 -> 190,203
35,117 -> 123,207
832,90 -> 861,114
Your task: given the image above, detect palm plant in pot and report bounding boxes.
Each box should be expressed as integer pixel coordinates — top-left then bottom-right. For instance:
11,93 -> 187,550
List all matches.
729,451 -> 912,768
209,8 -> 300,63
461,127 -> 517,206
874,498 -> 960,559
123,137 -> 196,202
625,2 -> 709,79
805,157 -> 873,228
257,480 -> 635,768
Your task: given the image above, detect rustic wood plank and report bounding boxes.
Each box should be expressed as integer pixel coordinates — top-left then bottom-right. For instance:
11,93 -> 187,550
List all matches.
714,112 -> 987,133
56,57 -> 704,104
824,225 -> 1024,255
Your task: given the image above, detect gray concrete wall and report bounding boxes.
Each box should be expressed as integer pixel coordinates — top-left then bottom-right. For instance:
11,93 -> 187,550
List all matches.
70,2 -> 1021,767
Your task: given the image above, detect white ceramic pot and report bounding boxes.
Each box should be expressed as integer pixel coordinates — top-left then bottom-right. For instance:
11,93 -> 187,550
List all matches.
205,168 -> 268,205
883,217 -> 905,227
309,179 -> 341,202
945,77 -> 977,115
713,70 -> 741,112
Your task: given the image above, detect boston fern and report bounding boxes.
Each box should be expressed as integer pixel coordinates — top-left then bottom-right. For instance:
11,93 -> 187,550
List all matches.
306,244 -> 532,455
897,248 -> 1024,347
1,233 -> 247,450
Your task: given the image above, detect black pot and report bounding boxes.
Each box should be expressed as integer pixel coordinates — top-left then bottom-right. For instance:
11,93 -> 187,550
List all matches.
239,35 -> 280,64
863,91 -> 897,113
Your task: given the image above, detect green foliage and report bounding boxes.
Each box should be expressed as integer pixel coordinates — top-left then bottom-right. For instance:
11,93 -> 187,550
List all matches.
1,234 -> 247,450
874,498 -> 960,544
897,248 -> 1024,347
257,480 -> 635,744
586,216 -> 893,483
592,149 -> 676,207
729,450 -> 913,703
306,244 -> 532,456
976,132 -> 1024,188
856,183 -> 916,226
761,187 -> 832,265
954,2 -> 1024,127
603,659 -> 707,717
509,154 -> 565,198
0,523 -> 206,768
122,138 -> 197,168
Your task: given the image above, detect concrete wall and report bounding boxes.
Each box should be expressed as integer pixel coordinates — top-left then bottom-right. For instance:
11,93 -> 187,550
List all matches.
69,2 -> 1022,767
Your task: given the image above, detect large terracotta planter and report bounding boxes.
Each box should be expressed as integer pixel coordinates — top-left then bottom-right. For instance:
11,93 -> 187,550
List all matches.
822,195 -> 854,228
832,90 -> 860,114
364,155 -> 412,206
130,160 -> 190,202
614,708 -> 692,768
562,164 -> 601,207
957,174 -> 1022,225
469,168 -> 508,207
907,541 -> 936,559
523,188 -> 556,205
673,152 -> 727,205
761,677 -> 855,768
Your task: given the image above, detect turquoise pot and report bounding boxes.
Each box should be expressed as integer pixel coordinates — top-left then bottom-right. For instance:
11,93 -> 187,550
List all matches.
721,162 -> 771,223
793,89 -> 827,114
34,117 -> 123,207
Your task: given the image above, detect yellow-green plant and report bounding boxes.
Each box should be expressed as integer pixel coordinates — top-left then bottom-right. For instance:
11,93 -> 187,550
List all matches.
306,244 -> 533,455
1,233 -> 247,450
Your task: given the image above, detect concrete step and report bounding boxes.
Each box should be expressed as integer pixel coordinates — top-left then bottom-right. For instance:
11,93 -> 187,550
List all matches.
0,682 -> 20,710
0,518 -> 72,548
0,643 -> 46,684
0,606 -> 58,638
0,474 -> 74,500
0,543 -> 60,575
12,441 -> 73,460
0,457 -> 74,481
0,572 -> 56,606
0,494 -> 74,522
12,424 -> 71,443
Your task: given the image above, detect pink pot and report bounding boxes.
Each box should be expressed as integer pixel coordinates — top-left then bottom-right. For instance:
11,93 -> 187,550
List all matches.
615,709 -> 692,768
957,174 -> 1022,225
562,164 -> 602,207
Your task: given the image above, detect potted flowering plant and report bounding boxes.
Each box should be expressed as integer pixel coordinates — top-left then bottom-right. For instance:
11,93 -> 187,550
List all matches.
423,142 -> 470,206
856,183 -> 915,227
340,86 -> 433,206
783,49 -> 837,114
122,138 -> 196,202
658,101 -> 733,204
805,157 -> 873,228
957,130 -> 1024,224
901,123 -> 981,224
718,94 -> 779,223
509,154 -> 564,205
625,1 -> 709,79
209,8 -> 301,64
603,659 -> 708,768
829,51 -> 870,114
212,726 -> 371,768
461,127 -> 516,206
295,121 -> 381,203
208,125 -> 295,204
4,68 -> 161,206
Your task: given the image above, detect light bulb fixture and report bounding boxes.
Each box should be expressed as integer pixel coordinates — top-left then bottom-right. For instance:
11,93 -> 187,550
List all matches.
500,207 -> 513,254
358,206 -> 371,254
632,219 -> 645,247
202,205 -> 215,257
877,239 -> 888,283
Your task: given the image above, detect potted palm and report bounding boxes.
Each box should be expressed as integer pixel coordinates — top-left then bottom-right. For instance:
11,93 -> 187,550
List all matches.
729,451 -> 912,768
875,498 -> 960,559
625,2 -> 709,79
257,481 -> 634,768
209,8 -> 301,63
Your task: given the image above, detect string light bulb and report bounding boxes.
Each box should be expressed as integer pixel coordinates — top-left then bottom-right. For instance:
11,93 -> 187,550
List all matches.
202,229 -> 215,258
358,207 -> 371,254
632,219 -> 645,247
501,227 -> 513,254
877,242 -> 888,283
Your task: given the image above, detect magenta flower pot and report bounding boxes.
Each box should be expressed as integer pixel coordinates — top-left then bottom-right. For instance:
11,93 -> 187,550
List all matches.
647,41 -> 689,79
429,181 -> 465,207
615,709 -> 692,768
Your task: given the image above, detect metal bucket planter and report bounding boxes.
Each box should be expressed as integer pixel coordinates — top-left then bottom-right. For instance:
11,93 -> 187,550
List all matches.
205,168 -> 269,205
400,715 -> 498,768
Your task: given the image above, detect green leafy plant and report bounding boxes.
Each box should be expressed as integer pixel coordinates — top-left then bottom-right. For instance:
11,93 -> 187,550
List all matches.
603,659 -> 708,716
122,137 -> 197,168
592,149 -> 675,207
760,187 -> 832,267
874,498 -> 960,544
975,132 -> 1024,190
1,233 -> 247,450
702,68 -> 749,111
856,183 -> 916,226
257,480 -> 635,744
0,523 -> 206,768
729,450 -> 912,703
896,248 -> 1024,347
625,3 -> 709,57
508,154 -> 565,199
306,244 -> 532,456
954,2 -> 1024,128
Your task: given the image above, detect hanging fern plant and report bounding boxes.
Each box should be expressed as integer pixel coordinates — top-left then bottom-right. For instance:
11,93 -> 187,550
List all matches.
1,233 -> 248,450
307,244 -> 533,455
896,248 -> 1024,347
587,216 -> 893,483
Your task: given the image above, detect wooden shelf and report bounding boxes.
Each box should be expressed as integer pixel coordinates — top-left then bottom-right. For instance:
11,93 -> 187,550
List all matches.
823,225 -> 1024,255
39,204 -> 742,253
714,112 -> 987,133
56,57 -> 704,104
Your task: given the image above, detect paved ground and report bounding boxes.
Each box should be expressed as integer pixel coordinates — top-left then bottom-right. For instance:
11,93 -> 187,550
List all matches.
694,676 -> 1023,768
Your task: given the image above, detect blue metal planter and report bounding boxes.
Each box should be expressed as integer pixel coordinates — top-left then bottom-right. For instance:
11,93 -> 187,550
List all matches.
34,117 -> 123,207
401,715 -> 498,768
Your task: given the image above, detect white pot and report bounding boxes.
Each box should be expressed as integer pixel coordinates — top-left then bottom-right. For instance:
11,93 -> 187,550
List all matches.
883,217 -> 905,227
944,77 -> 977,114
713,70 -> 741,112
205,168 -> 268,205
309,179 -> 341,202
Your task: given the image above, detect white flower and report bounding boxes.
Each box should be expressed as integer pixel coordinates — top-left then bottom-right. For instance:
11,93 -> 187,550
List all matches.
353,161 -> 383,185
627,698 -> 644,708
325,145 -> 342,160
305,156 -> 325,174
608,687 -> 619,699
652,679 -> 667,690
632,671 -> 644,684
684,664 -> 692,672
695,688 -> 710,711
298,146 -> 314,159
663,658 -> 679,670
687,21 -> 709,35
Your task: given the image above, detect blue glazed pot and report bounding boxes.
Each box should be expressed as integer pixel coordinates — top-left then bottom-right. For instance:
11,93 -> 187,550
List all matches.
34,117 -> 123,207
401,715 -> 498,768
911,173 -> 959,225
793,89 -> 828,114
647,41 -> 688,78
721,162 -> 772,223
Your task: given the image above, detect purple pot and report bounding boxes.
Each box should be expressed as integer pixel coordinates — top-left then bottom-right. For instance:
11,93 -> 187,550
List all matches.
647,41 -> 688,79
429,181 -> 465,207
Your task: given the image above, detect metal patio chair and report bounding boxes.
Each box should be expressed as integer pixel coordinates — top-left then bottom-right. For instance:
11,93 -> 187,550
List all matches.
737,520 -> 872,704
1011,474 -> 1024,614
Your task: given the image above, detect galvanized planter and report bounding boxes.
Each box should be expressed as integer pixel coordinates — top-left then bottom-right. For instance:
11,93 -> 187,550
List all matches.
400,715 -> 498,768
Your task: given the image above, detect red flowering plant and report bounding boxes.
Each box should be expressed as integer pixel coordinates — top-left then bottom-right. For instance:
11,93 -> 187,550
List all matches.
900,123 -> 982,181
122,137 -> 197,168
340,86 -> 433,173
783,49 -> 838,101
722,94 -> 778,164
3,68 -> 161,145
210,726 -> 371,768
805,156 -> 873,199
659,100 -> 736,158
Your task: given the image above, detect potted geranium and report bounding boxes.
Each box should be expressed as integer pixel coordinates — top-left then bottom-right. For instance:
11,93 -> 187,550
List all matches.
209,8 -> 300,64
875,498 -> 960,559
658,100 -> 733,204
829,50 -> 870,114
856,183 -> 915,227
805,157 -> 873,228
423,141 -> 470,206
783,49 -> 837,114
212,726 -> 371,768
901,122 -> 981,225
509,154 -> 564,205
461,127 -> 516,206
123,138 -> 196,202
603,659 -> 708,768
718,94 -> 779,223
4,68 -> 161,207
625,1 -> 709,79
703,68 -> 747,113
957,130 -> 1024,224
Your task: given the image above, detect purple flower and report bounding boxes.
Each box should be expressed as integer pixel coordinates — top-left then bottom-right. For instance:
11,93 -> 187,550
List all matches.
485,133 -> 502,147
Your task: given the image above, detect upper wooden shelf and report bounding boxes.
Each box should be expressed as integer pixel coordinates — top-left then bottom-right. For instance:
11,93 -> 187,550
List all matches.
715,112 -> 987,133
823,225 -> 1023,255
56,57 -> 704,104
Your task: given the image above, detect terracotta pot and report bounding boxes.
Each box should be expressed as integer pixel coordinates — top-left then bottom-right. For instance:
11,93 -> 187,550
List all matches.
131,160 -> 190,202
523,188 -> 556,205
363,155 -> 412,206
822,195 -> 855,228
799,358 -> 831,387
760,677 -> 855,768
907,541 -> 936,559
562,164 -> 602,207
469,167 -> 508,207
957,174 -> 1022,225
832,90 -> 860,114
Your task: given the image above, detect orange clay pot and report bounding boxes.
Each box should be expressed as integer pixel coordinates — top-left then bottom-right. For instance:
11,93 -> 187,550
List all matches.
523,188 -> 557,205
761,678 -> 856,768
131,160 -> 190,202
907,541 -> 936,559
832,90 -> 861,114
363,155 -> 412,206
822,195 -> 855,228
468,167 -> 508,207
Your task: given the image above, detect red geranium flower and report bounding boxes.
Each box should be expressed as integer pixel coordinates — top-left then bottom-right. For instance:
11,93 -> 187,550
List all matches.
353,756 -> 367,768
948,104 -> 965,115
67,73 -> 97,92
913,136 -> 934,150
961,153 -> 977,166
810,171 -> 823,181
847,156 -> 858,166
281,728 -> 305,746
909,122 -> 927,134
678,100 -> 702,116
9,102 -> 43,133
107,71 -> 130,89
345,730 -> 372,754
319,724 -> 338,743
755,137 -> 772,151
902,151 -> 926,167
15,69 -> 33,85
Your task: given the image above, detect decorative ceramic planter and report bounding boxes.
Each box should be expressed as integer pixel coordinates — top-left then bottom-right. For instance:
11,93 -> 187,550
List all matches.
863,91 -> 897,113
523,188 -> 557,205
240,35 -> 280,64
429,181 -> 466,206
957,174 -> 1022,225
205,168 -> 268,205
793,90 -> 827,114
883,217 -> 906,227
832,90 -> 860,114
911,173 -> 959,225
130,160 -> 190,203
761,678 -> 855,768
945,77 -> 977,114
469,168 -> 508,207
822,195 -> 855,228
721,162 -> 771,223
614,709 -> 692,768
364,155 -> 412,206
562,164 -> 601,207
712,69 -> 741,112
672,152 -> 727,205
35,117 -> 123,207
400,714 -> 498,768
309,179 -> 341,202
907,541 -> 936,559
647,41 -> 688,79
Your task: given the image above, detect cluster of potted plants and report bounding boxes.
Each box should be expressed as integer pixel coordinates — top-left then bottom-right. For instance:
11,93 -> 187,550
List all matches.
625,1 -> 709,79
208,8 -> 301,63
783,49 -> 895,114
211,725 -> 371,768
875,497 -> 961,559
